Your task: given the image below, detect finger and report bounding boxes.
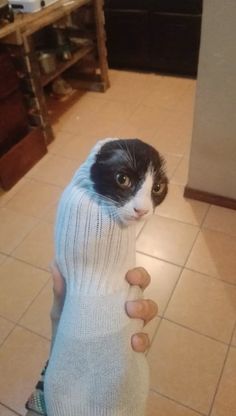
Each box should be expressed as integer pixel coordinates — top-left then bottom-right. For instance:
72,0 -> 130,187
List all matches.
131,333 -> 150,352
126,299 -> 158,325
126,267 -> 151,290
50,262 -> 65,297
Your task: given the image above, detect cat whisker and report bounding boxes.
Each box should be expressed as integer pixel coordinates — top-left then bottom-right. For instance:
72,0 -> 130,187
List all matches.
123,140 -> 135,169
131,140 -> 137,170
116,140 -> 134,169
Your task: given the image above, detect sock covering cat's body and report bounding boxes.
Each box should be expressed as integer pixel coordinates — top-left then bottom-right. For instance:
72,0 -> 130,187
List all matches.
44,142 -> 149,416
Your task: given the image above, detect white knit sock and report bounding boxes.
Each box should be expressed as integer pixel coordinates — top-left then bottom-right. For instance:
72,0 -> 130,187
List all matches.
44,160 -> 149,415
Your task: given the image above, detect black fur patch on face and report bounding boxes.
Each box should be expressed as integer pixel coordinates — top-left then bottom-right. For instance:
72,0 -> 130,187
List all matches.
90,139 -> 168,207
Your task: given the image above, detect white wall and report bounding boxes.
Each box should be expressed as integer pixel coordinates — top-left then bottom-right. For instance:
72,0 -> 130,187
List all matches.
187,0 -> 236,199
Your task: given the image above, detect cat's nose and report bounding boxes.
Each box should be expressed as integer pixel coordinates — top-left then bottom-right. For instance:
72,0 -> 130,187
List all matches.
134,208 -> 149,217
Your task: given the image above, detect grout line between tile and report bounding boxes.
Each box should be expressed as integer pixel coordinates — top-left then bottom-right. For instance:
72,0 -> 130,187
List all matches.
0,314 -> 17,349
184,266 -> 236,287
7,216 -> 51,257
160,150 -> 185,159
149,389 -> 206,416
199,203 -> 211,228
0,276 -> 51,349
135,221 -> 147,240
154,212 -> 201,229
26,173 -> 71,189
162,317 -> 230,347
145,317 -> 162,355
43,148 -> 84,163
168,154 -> 185,181
202,223 -> 236,239
0,318 -> 17,349
207,324 -> 236,416
1,201 -> 58,223
16,277 -> 51,326
26,176 -> 63,191
1,213 -> 42,257
6,254 -> 51,274
161,267 -> 184,317
136,249 -> 184,268
0,402 -> 22,416
16,323 -> 51,343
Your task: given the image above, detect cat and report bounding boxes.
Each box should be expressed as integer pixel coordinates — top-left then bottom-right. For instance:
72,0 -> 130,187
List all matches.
44,138 -> 168,416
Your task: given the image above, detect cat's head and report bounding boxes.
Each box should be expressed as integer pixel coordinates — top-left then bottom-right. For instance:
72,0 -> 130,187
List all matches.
87,138 -> 168,225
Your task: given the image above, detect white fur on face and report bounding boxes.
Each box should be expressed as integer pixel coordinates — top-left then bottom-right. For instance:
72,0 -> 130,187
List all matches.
118,169 -> 154,224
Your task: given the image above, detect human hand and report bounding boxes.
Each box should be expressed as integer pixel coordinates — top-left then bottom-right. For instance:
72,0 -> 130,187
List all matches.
125,267 -> 158,353
51,263 -> 158,353
51,261 -> 65,301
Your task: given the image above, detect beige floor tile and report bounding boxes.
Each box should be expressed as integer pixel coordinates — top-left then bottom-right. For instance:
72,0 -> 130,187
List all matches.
146,391 -> 201,416
128,105 -> 165,136
116,120 -> 160,145
48,90 -> 89,132
85,118 -> 123,141
165,269 -> 236,343
171,156 -> 190,186
232,328 -> 236,347
0,257 -> 49,322
154,129 -> 191,157
59,108 -> 121,139
101,83 -> 134,103
5,180 -> 61,219
148,320 -> 227,414
102,78 -> 152,105
186,229 -> 236,285
0,208 -> 37,254
56,108 -> 98,137
41,201 -> 58,224
96,99 -> 139,124
142,76 -> 190,111
109,70 -> 160,89
161,152 -> 182,180
68,93 -> 109,119
0,404 -> 18,416
211,347 -> 236,416
135,219 -> 146,238
20,280 -> 52,340
27,154 -> 78,188
0,177 -> 27,208
145,317 -> 161,346
156,183 -> 209,226
152,111 -> 193,156
136,216 -> 199,266
0,317 -> 14,346
0,326 -> 49,415
12,221 -> 54,271
107,68 -> 121,83
0,253 -> 6,265
48,130 -> 75,154
136,253 -> 181,316
203,205 -> 236,237
51,132 -> 98,163
174,82 -> 196,116
25,152 -> 51,177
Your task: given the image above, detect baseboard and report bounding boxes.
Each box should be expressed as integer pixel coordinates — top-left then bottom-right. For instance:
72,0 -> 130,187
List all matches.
184,186 -> 236,210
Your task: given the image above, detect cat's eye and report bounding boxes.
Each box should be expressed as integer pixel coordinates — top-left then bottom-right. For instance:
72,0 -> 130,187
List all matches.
152,182 -> 165,195
116,173 -> 132,189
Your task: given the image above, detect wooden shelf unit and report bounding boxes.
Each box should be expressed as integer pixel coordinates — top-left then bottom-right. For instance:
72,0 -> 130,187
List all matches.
41,44 -> 94,87
0,0 -> 110,144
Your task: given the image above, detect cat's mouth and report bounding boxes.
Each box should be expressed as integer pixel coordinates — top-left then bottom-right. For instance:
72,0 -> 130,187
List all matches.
125,214 -> 148,223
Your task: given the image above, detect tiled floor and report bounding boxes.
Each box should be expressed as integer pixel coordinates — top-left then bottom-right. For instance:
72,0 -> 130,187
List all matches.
0,70 -> 235,416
